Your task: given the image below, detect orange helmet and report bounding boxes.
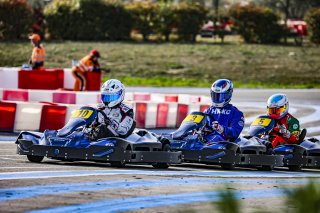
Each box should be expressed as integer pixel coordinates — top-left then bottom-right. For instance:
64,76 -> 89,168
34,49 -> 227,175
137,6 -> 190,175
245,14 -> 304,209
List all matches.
90,49 -> 101,58
29,33 -> 41,42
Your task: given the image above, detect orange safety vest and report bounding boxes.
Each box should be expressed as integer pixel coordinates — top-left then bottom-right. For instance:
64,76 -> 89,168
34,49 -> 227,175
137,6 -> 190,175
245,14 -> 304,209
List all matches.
76,55 -> 100,73
31,44 -> 45,63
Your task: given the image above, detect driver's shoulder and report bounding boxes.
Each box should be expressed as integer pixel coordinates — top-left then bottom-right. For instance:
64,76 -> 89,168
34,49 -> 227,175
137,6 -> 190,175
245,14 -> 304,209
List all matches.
96,103 -> 106,110
119,103 -> 133,113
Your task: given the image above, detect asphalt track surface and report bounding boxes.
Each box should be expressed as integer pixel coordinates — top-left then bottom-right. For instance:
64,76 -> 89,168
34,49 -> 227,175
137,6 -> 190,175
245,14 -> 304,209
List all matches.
1,89 -> 320,213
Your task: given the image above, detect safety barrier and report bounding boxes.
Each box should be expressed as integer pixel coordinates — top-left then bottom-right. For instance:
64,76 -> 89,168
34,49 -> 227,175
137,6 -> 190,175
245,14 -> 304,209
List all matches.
0,67 -> 101,91
0,88 -> 206,105
0,100 -> 210,132
18,69 -> 64,90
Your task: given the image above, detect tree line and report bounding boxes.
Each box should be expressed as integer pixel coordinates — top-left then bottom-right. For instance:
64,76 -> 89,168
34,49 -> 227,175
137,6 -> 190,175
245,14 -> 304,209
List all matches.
0,0 -> 319,44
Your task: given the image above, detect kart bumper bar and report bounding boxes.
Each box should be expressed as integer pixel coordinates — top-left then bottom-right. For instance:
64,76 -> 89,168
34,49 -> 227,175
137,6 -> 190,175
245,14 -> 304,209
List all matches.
17,140 -> 181,164
180,149 -> 283,167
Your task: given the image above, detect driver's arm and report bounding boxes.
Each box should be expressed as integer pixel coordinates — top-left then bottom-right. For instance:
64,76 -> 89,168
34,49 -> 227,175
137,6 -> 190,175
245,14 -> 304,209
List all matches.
286,117 -> 300,144
113,109 -> 135,137
224,110 -> 245,139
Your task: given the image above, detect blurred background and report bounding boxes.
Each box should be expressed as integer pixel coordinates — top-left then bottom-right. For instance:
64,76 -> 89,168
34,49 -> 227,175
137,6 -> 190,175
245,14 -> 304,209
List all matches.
0,0 -> 319,88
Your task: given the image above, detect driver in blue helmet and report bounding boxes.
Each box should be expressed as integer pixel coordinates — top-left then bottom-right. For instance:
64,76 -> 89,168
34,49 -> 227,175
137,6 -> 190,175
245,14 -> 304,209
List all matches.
202,79 -> 245,143
91,79 -> 136,140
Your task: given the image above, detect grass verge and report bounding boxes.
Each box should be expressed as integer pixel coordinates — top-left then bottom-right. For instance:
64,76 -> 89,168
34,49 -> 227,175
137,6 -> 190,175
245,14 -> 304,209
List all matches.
1,36 -> 319,88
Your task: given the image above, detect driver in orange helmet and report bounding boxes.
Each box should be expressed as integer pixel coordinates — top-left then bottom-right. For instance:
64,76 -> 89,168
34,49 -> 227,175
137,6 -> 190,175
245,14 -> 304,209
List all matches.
29,33 -> 46,70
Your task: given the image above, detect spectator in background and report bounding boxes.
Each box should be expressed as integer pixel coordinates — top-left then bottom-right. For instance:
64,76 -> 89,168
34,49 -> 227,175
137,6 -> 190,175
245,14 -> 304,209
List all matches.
29,33 -> 45,70
72,49 -> 104,91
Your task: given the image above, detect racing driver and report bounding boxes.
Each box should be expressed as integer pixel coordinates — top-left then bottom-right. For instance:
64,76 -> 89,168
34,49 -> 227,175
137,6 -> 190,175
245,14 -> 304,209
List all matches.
202,79 -> 245,144
264,93 -> 300,148
91,79 -> 136,140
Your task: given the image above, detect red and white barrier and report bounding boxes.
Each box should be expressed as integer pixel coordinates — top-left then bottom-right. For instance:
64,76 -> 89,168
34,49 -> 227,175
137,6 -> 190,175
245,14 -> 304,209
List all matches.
0,67 -> 19,89
0,67 -> 101,91
0,100 -> 210,132
0,88 -> 206,105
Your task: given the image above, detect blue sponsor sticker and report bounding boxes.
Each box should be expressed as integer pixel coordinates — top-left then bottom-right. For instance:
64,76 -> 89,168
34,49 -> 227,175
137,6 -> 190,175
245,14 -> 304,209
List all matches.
238,121 -> 244,127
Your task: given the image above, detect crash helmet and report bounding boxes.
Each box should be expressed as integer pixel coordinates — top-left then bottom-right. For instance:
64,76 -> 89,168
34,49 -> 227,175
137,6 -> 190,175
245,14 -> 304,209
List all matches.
29,33 -> 41,42
90,49 -> 101,58
210,79 -> 233,107
101,79 -> 125,108
267,94 -> 289,119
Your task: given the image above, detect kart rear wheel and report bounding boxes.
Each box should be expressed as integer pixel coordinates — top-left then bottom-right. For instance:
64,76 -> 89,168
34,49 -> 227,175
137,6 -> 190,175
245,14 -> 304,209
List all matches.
258,148 -> 275,171
110,161 -> 125,167
152,144 -> 171,169
221,163 -> 235,170
258,165 -> 274,171
288,165 -> 302,171
27,155 -> 44,163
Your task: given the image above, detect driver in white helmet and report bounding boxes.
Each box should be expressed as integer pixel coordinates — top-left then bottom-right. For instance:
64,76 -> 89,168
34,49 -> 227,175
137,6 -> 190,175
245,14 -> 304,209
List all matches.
91,79 -> 136,140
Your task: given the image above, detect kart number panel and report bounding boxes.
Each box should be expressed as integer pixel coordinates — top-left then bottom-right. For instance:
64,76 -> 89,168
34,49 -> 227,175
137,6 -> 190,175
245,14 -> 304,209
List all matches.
71,109 -> 94,119
183,115 -> 204,124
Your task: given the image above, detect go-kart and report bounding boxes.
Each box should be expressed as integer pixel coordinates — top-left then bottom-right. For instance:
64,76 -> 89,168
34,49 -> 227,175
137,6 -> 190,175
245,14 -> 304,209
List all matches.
243,114 -> 320,171
273,128 -> 320,171
15,106 -> 181,168
163,112 -> 283,170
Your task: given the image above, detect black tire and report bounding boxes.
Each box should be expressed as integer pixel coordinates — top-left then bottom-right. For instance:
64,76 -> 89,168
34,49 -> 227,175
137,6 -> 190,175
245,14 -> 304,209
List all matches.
288,165 -> 302,171
152,144 -> 171,169
51,157 -> 73,162
27,155 -> 44,163
258,165 -> 274,171
110,161 -> 125,167
221,163 -> 235,170
258,147 -> 275,171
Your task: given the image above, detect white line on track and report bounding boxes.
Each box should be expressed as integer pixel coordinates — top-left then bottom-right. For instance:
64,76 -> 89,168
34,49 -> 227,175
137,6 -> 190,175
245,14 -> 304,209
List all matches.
0,157 -> 24,161
1,169 -> 320,180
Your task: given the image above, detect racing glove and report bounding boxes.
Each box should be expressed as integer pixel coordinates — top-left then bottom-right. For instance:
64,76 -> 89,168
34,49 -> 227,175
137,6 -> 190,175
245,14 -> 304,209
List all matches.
212,121 -> 224,134
279,124 -> 291,139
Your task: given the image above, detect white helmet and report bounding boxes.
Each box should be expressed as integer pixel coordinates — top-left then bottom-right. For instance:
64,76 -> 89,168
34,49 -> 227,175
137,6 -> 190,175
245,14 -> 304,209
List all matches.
267,94 -> 289,119
101,79 -> 125,108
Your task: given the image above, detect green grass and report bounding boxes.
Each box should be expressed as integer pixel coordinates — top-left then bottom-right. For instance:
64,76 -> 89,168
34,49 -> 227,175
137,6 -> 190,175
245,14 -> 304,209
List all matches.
1,36 -> 320,88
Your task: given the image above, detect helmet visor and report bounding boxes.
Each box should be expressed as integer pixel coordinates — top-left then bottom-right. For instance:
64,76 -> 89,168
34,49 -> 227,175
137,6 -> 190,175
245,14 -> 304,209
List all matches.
101,90 -> 122,103
267,105 -> 286,117
211,92 -> 230,104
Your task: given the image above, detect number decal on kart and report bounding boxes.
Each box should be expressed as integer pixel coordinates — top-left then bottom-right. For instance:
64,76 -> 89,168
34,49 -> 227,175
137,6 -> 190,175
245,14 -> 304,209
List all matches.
71,109 -> 94,119
252,118 -> 271,126
183,115 -> 204,123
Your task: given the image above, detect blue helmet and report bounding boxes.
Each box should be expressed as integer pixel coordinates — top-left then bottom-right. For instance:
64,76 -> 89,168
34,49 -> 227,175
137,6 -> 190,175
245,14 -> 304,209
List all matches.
210,79 -> 233,107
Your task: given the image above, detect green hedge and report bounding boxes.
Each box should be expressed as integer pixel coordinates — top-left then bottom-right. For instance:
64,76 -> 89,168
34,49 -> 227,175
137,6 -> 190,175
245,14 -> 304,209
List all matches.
44,0 -> 132,40
229,3 -> 284,44
305,8 -> 320,45
174,3 -> 207,42
157,3 -> 175,42
126,1 -> 159,41
0,0 -> 33,40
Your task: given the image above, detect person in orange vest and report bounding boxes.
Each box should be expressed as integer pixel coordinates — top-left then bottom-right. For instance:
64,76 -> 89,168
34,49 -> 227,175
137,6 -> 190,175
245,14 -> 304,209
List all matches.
72,49 -> 105,91
29,33 -> 46,70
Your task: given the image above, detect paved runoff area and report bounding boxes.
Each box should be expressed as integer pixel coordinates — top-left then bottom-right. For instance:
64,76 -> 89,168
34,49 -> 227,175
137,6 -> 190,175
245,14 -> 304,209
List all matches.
1,89 -> 320,212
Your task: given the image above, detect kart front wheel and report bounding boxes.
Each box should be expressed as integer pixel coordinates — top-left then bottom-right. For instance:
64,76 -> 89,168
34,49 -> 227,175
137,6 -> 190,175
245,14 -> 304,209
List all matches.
221,163 -> 235,170
27,155 -> 44,163
110,161 -> 125,167
258,148 -> 275,171
288,165 -> 302,171
258,165 -> 274,171
152,144 -> 171,169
